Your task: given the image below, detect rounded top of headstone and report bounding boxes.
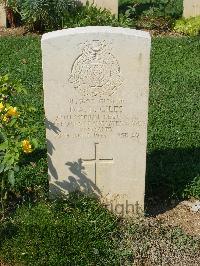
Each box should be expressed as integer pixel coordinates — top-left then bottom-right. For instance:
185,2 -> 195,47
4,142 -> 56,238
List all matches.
42,27 -> 151,43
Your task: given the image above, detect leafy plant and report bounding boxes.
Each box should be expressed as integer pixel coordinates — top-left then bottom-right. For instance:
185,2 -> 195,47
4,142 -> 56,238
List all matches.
174,16 -> 200,36
120,0 -> 183,18
63,2 -> 132,28
137,8 -> 173,30
183,176 -> 200,199
134,0 -> 183,18
0,75 -> 37,218
119,0 -> 183,31
6,0 -> 132,31
7,0 -> 76,31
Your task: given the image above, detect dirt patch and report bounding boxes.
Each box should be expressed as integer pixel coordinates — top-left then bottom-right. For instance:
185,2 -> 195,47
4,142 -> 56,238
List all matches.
141,28 -> 182,37
0,261 -> 9,266
155,201 -> 200,237
0,26 -> 26,37
0,27 -> 40,37
148,200 -> 200,237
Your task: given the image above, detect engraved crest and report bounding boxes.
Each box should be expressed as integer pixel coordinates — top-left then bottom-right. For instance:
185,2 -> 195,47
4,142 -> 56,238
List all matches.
69,40 -> 122,97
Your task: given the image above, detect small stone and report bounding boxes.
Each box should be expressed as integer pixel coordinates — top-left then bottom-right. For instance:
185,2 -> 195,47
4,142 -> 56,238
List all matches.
191,201 -> 200,213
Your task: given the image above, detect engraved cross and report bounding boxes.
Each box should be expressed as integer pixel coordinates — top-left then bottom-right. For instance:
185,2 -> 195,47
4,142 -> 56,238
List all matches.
82,143 -> 113,185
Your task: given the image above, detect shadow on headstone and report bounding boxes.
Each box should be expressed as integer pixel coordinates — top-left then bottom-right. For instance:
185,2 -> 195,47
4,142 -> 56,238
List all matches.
46,118 -> 60,180
45,118 -> 101,198
49,158 -> 101,198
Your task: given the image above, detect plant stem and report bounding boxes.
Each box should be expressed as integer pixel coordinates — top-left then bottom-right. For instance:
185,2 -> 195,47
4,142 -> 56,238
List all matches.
1,176 -> 5,220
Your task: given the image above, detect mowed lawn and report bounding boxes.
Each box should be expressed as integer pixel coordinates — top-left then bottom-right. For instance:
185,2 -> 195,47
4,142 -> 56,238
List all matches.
0,36 -> 199,200
0,36 -> 200,266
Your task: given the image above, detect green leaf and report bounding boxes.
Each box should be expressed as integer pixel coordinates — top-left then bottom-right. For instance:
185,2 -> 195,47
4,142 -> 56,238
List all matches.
14,165 -> 20,172
9,118 -> 17,127
4,74 -> 9,81
4,164 -> 12,172
28,106 -> 37,112
0,141 -> 8,151
3,191 -> 8,200
0,163 -> 4,173
8,170 -> 15,186
32,138 -> 38,149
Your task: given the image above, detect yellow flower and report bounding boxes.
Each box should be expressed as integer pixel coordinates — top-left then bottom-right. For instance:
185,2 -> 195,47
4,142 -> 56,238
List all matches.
22,140 -> 33,154
2,115 -> 9,123
6,106 -> 19,117
0,102 -> 4,112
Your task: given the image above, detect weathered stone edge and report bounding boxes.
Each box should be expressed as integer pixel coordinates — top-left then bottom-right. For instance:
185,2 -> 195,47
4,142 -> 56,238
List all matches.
42,26 -> 151,42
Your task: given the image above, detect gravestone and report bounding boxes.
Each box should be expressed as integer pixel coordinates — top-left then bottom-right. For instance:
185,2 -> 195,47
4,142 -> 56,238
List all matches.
42,27 -> 151,215
0,3 -> 6,27
79,0 -> 118,15
183,0 -> 200,18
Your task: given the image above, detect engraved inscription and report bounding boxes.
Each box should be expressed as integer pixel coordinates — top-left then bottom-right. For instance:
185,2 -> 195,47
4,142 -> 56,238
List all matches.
53,97 -> 147,141
69,40 -> 122,97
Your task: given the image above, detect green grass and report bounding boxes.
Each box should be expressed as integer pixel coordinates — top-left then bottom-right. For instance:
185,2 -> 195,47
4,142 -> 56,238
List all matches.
0,35 -> 200,264
0,194 -> 199,265
147,37 -> 200,200
0,194 -> 123,265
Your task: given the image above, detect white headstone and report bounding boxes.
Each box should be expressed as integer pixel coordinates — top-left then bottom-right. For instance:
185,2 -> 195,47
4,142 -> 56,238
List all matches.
79,0 -> 118,15
0,3 -> 6,27
183,0 -> 200,18
42,27 -> 151,216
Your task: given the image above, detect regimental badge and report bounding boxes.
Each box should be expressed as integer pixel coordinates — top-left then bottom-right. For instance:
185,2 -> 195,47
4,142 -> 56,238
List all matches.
69,40 -> 123,98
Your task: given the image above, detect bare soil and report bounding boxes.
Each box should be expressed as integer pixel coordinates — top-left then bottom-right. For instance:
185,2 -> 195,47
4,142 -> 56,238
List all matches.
149,200 -> 200,237
0,26 -> 40,37
0,261 -> 8,266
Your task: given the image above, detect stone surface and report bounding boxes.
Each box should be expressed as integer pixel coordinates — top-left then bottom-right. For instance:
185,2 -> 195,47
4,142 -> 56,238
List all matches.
79,0 -> 118,15
183,0 -> 200,18
0,4 -> 6,27
182,200 -> 200,213
42,27 -> 151,215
